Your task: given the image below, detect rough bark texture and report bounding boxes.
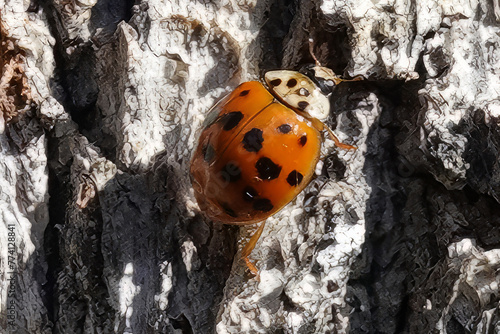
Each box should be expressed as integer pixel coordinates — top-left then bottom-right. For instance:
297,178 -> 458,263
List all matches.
1,0 -> 500,333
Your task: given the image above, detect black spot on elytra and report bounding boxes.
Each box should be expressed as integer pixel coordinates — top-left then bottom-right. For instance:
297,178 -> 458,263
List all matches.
242,128 -> 264,152
253,198 -> 273,212
239,90 -> 250,96
299,135 -> 307,146
202,143 -> 215,162
277,124 -> 292,134
255,157 -> 281,180
270,79 -> 282,86
297,101 -> 309,110
286,170 -> 303,186
220,202 -> 237,217
220,162 -> 241,183
219,111 -> 243,131
242,186 -> 258,202
287,78 -> 297,88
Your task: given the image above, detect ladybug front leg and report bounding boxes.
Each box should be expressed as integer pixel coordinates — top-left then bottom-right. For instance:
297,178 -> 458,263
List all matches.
241,221 -> 266,277
325,126 -> 357,150
308,117 -> 357,150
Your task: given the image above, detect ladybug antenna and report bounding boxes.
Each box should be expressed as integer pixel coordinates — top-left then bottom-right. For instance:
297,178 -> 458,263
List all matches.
308,38 -> 322,67
307,38 -> 364,87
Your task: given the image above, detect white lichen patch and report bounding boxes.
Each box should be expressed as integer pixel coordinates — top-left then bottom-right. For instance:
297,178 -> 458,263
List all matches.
321,0 -> 420,80
181,239 -> 200,272
437,239 -> 500,332
154,261 -> 173,311
116,263 -> 141,331
418,11 -> 500,187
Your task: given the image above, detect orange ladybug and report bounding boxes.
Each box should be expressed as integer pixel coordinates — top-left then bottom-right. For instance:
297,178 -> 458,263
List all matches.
190,58 -> 358,274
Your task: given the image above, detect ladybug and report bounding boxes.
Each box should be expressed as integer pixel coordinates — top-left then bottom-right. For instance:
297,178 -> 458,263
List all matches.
190,58 -> 358,274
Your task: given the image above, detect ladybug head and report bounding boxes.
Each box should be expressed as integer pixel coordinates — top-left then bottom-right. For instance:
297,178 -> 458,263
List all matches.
299,64 -> 342,96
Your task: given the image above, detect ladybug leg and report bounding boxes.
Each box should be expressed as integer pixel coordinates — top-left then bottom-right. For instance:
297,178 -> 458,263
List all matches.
332,75 -> 364,85
325,126 -> 357,150
241,221 -> 266,277
309,117 -> 357,150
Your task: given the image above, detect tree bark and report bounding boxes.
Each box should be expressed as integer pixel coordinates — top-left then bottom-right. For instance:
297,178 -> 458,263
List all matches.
2,0 -> 500,333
